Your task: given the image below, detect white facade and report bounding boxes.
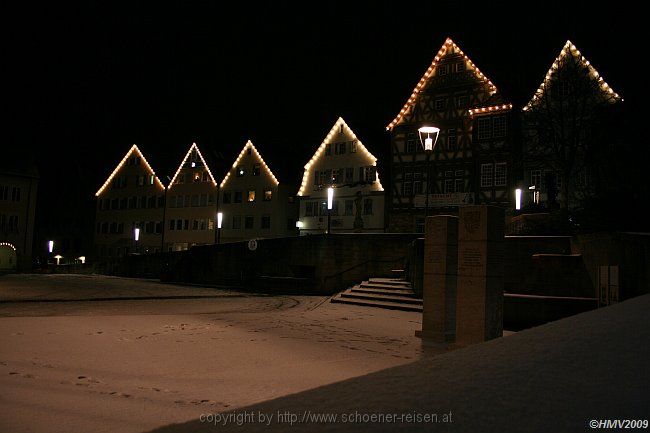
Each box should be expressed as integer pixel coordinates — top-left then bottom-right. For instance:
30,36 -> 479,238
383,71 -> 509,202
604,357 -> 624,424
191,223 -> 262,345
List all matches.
297,117 -> 385,234
218,140 -> 297,242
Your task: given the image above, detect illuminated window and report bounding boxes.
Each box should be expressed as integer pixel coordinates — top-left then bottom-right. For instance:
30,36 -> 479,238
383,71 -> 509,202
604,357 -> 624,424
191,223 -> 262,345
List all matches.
193,172 -> 201,182
253,164 -> 261,176
247,190 -> 256,202
480,164 -> 494,188
494,163 -> 507,187
264,190 -> 272,201
149,175 -> 155,185
237,166 -> 245,177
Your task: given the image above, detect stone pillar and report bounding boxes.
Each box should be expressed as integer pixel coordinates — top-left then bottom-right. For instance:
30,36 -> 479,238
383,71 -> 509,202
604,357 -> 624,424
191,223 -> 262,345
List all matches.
455,206 -> 505,346
416,215 -> 458,343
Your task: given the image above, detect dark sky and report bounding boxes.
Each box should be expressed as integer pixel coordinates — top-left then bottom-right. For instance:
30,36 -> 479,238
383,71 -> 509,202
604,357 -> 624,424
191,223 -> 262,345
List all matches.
6,1 -> 644,241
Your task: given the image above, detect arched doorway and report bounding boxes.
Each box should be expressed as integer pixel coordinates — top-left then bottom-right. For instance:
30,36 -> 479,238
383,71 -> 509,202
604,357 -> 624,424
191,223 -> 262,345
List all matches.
0,242 -> 17,272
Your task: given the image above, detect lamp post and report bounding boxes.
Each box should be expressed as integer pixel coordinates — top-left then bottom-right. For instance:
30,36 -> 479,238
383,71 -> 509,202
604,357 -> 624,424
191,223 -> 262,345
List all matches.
327,187 -> 334,234
47,240 -> 54,265
418,126 -> 440,217
216,212 -> 223,244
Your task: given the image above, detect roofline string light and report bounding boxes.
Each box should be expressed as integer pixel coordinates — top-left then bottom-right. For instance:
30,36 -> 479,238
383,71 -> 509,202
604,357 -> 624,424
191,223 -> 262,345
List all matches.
468,103 -> 513,116
219,140 -> 280,189
297,117 -> 384,197
386,37 -> 498,130
0,242 -> 17,251
168,142 -> 218,189
523,40 -> 623,111
95,144 -> 165,196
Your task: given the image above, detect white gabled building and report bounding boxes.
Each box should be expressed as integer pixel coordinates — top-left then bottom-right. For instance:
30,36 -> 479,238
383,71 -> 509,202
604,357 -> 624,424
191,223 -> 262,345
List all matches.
297,117 -> 385,234
218,140 -> 297,242
164,143 -> 219,251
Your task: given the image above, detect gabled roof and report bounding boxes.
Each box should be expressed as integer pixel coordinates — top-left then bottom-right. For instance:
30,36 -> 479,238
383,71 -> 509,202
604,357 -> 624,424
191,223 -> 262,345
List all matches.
387,37 -> 498,130
297,117 -> 383,196
95,144 -> 164,196
219,140 -> 279,188
168,142 -> 218,189
523,40 -> 622,111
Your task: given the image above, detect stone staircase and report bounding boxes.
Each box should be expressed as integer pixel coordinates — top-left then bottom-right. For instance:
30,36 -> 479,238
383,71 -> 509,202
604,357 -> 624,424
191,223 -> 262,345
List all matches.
331,277 -> 423,312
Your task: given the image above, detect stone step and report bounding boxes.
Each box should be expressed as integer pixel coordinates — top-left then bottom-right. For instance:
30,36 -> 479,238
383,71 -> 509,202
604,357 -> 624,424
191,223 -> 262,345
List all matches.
360,281 -> 412,291
368,277 -> 409,285
331,294 -> 423,312
340,289 -> 423,305
350,286 -> 416,297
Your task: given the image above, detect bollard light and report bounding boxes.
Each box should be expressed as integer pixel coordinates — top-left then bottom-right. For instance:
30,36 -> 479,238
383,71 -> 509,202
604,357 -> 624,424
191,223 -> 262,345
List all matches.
134,228 -> 140,241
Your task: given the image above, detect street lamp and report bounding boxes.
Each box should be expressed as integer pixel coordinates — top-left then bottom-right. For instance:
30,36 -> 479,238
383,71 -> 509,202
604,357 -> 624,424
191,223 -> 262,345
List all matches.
327,187 -> 334,234
48,240 -> 54,254
134,227 -> 140,253
418,126 -> 440,217
216,212 -> 223,244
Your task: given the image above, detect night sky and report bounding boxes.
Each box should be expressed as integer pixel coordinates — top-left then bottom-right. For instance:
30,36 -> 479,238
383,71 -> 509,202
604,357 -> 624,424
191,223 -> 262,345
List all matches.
6,1 -> 644,250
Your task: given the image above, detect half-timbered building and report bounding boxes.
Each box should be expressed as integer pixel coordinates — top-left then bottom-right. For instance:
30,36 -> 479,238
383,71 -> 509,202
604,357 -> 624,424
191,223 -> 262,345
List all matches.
387,38 -> 513,232
296,117 -> 385,234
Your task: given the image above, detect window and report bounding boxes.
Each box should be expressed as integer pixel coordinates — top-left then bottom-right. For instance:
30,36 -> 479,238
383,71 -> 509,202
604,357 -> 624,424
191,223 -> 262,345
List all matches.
438,64 -> 448,76
493,116 -> 507,138
447,129 -> 457,150
332,169 -> 340,184
325,144 -> 331,156
305,202 -> 314,217
184,219 -> 189,230
137,175 -> 145,186
148,196 -> 156,208
190,194 -> 199,207
193,172 -> 201,182
406,138 -> 416,153
244,216 -> 254,229
345,167 -> 354,183
350,140 -> 357,153
202,171 -> 209,182
403,181 -> 413,196
455,179 -> 464,193
158,195 -> 165,207
111,198 -> 119,209
264,190 -> 272,201
146,221 -> 154,233
360,166 -> 376,183
192,219 -> 199,230
444,179 -> 454,193
247,190 -> 256,202
120,198 -> 127,209
223,192 -> 232,204
435,98 -> 446,110
414,180 -> 423,194
261,215 -> 271,229
335,141 -> 347,155
457,95 -> 469,108
531,169 -> 542,187
345,200 -> 354,216
234,191 -> 243,203
11,187 -> 21,202
237,166 -> 245,177
0,185 -> 8,200
363,199 -> 373,215
149,175 -> 155,185
477,117 -> 492,140
494,163 -> 507,187
313,171 -> 320,186
200,194 -> 207,206
480,163 -> 494,188
456,62 -> 466,72
169,220 -> 176,230
8,215 -> 19,231
253,163 -> 261,176
232,215 -> 241,229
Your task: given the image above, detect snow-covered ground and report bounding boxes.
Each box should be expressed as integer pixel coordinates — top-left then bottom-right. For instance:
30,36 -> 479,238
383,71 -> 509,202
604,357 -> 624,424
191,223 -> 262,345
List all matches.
0,274 -> 433,433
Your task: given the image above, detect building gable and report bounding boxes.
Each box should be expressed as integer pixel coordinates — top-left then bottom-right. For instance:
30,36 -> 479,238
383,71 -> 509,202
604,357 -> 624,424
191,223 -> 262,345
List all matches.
387,37 -> 500,130
168,142 -> 218,189
523,40 -> 622,111
297,117 -> 383,196
95,144 -> 164,196
220,140 -> 279,189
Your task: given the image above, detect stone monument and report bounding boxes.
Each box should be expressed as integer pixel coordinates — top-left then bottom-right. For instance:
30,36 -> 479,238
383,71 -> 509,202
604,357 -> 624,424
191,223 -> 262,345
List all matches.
416,215 -> 458,343
455,205 -> 505,346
